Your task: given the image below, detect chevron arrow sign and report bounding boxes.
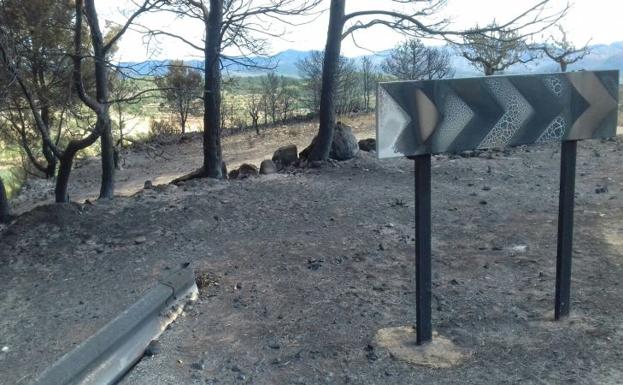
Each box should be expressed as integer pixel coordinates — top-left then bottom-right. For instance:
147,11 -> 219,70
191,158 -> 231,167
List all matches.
376,70 -> 619,159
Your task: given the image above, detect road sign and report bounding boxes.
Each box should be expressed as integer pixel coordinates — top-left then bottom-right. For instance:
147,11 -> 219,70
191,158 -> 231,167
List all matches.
376,70 -> 620,346
377,71 -> 619,158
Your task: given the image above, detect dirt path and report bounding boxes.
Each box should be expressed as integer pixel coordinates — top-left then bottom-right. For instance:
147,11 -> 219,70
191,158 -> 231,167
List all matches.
1,134 -> 622,385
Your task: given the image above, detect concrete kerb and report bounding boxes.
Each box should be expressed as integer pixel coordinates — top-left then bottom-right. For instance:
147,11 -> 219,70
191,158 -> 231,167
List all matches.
30,264 -> 198,385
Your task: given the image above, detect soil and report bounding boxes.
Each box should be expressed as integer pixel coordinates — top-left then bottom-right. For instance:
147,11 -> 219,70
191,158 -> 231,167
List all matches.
1,117 -> 622,385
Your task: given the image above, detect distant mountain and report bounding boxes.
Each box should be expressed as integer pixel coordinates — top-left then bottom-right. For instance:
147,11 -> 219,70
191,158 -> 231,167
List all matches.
119,41 -> 623,80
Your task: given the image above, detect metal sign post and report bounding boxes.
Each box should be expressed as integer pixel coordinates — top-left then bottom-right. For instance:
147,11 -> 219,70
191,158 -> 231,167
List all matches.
413,153 -> 432,344
555,139 -> 577,319
377,70 -> 619,345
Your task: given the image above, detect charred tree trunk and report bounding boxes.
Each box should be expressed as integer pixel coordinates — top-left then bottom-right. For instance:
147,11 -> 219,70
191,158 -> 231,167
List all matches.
309,0 -> 345,161
40,107 -> 57,178
55,149 -> 76,203
84,0 -> 115,199
99,116 -> 115,199
0,176 -> 10,223
202,0 -> 224,178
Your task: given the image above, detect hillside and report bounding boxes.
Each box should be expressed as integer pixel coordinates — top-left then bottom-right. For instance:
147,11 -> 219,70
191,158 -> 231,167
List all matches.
119,42 -> 623,78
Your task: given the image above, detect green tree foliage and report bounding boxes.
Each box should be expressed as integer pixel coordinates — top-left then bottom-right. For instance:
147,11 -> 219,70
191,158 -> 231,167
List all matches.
382,39 -> 454,80
155,60 -> 203,134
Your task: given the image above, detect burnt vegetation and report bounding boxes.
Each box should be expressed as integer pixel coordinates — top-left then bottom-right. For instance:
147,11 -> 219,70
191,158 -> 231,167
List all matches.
0,0 -> 584,215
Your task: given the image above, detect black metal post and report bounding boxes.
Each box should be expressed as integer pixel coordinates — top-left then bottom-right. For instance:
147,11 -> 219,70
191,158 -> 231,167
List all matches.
414,154 -> 432,344
555,140 -> 577,320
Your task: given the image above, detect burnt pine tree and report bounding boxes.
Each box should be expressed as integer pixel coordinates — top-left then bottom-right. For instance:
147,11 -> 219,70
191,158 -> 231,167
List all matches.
0,0 -> 74,178
459,21 -> 535,76
296,50 -> 358,114
360,56 -> 378,112
79,0 -> 165,199
538,25 -> 590,72
145,0 -> 321,179
0,177 -> 9,223
1,0 -> 163,202
308,0 -> 568,161
382,39 -> 454,80
246,91 -> 262,135
156,60 -> 203,134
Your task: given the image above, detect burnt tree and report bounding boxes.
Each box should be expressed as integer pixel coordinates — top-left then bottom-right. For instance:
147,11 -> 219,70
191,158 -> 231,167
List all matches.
308,0 -> 568,161
144,0 -> 321,179
1,0 -> 162,202
0,177 -> 9,223
538,25 -> 590,72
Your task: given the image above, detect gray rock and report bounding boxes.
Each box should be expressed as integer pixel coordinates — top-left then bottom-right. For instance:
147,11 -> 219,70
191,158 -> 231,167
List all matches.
191,360 -> 206,370
143,180 -> 153,189
260,159 -> 277,175
330,122 -> 359,160
272,144 -> 298,167
144,340 -> 161,357
299,123 -> 359,161
358,138 -> 376,152
237,163 -> 259,179
229,163 -> 259,180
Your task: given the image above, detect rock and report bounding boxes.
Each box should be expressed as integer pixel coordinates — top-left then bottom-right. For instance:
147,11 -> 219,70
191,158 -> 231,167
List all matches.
191,360 -> 206,370
358,138 -> 376,152
268,342 -> 281,349
134,236 -> 147,244
228,169 -> 239,179
143,180 -> 153,189
307,258 -> 323,270
330,122 -> 359,160
595,185 -> 608,194
237,163 -> 259,179
144,340 -> 161,357
272,144 -> 298,167
299,122 -> 359,161
260,159 -> 277,175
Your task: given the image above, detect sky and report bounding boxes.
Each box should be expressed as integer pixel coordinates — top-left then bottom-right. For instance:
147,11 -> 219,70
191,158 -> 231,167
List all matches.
99,0 -> 623,62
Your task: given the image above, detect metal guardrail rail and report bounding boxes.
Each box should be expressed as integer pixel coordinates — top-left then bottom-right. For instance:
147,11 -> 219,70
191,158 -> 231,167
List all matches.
30,265 -> 197,385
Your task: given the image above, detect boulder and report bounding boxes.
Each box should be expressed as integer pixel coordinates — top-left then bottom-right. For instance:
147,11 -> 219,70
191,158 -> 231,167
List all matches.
228,169 -> 239,179
358,138 -> 376,152
229,163 -> 259,180
300,122 -> 359,161
330,122 -> 359,160
272,144 -> 298,167
260,159 -> 277,175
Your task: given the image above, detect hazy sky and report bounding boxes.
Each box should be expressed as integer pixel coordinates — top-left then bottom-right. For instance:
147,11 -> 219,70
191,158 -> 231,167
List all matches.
100,0 -> 623,62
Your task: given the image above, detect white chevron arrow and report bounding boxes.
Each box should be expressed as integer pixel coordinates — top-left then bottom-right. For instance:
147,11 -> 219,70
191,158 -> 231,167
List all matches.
377,86 -> 412,159
432,91 -> 475,151
479,78 -> 535,149
567,72 -> 618,140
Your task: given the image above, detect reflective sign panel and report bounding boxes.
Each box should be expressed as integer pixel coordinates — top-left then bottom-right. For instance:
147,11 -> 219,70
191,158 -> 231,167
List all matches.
376,71 -> 619,158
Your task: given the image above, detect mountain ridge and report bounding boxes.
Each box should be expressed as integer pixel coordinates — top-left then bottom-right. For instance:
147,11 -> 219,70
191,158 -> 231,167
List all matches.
119,41 -> 623,79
